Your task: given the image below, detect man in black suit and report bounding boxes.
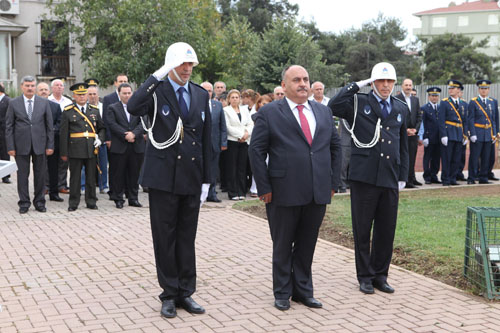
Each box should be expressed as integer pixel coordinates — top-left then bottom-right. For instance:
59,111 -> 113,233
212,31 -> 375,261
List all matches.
36,82 -> 64,202
106,83 -> 145,208
329,62 -> 409,295
396,78 -> 421,188
127,42 -> 211,319
5,76 -> 54,213
249,65 -> 341,311
0,83 -> 11,183
201,81 -> 227,202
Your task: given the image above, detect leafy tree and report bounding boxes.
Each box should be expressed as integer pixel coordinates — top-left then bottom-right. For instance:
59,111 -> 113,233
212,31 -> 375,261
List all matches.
422,33 -> 496,84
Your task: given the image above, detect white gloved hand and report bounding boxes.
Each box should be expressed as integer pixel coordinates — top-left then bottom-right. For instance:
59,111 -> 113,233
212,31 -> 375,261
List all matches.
94,136 -> 102,148
441,137 -> 448,146
470,135 -> 477,143
355,78 -> 375,88
398,181 -> 406,190
200,183 -> 210,206
423,138 -> 429,147
153,63 -> 172,80
463,138 -> 468,146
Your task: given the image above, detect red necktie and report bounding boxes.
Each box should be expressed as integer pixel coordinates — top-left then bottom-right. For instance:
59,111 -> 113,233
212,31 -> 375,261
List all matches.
297,105 -> 312,145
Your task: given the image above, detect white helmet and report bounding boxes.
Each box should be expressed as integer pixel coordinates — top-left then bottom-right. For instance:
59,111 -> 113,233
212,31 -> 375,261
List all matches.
370,62 -> 397,82
164,42 -> 199,69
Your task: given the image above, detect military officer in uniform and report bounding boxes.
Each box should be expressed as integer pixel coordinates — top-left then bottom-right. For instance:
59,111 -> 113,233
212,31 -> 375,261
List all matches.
329,62 -> 409,295
467,80 -> 498,184
421,87 -> 442,184
60,83 -> 105,211
438,80 -> 467,186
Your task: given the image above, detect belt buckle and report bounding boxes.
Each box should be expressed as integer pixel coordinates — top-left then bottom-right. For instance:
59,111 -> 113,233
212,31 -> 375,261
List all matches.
84,131 -> 89,138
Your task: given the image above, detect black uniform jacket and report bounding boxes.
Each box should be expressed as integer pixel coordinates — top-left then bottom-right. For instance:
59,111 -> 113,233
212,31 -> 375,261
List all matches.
59,103 -> 105,159
127,75 -> 211,195
329,83 -> 409,189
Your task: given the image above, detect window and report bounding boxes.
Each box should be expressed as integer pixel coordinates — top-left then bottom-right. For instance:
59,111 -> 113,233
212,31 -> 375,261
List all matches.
458,16 -> 469,26
41,21 -> 69,77
0,33 -> 8,80
432,17 -> 447,28
489,14 -> 499,25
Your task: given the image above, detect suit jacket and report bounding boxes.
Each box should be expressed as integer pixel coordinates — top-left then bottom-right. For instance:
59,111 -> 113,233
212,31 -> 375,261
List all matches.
395,93 -> 422,130
329,83 -> 409,189
438,97 -> 467,142
102,91 -> 120,141
59,103 -> 105,159
0,95 -> 10,159
467,97 -> 498,142
107,101 -> 146,154
224,105 -> 253,143
127,75 -> 211,195
5,95 -> 54,155
210,99 -> 227,153
421,102 -> 440,144
249,99 -> 341,206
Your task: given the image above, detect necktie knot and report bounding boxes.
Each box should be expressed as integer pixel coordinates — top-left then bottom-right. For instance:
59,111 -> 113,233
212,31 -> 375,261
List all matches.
380,100 -> 389,119
296,104 -> 305,113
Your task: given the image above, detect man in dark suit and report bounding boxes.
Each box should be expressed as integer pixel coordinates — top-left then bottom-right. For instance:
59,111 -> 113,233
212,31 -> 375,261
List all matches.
106,83 -> 145,208
5,76 -> 54,213
249,65 -> 341,311
421,87 -> 442,184
127,42 -> 211,319
0,83 -> 11,183
60,83 -> 105,211
396,78 -> 421,188
329,62 -> 409,295
201,81 -> 227,202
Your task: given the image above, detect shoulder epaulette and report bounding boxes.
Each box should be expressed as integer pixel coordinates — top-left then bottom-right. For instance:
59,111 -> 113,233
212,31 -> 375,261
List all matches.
63,104 -> 74,111
489,97 -> 494,101
472,97 -> 478,101
442,98 -> 448,101
88,104 -> 99,109
393,96 -> 407,105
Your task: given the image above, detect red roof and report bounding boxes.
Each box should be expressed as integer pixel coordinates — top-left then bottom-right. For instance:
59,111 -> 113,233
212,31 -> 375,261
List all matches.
414,0 -> 500,16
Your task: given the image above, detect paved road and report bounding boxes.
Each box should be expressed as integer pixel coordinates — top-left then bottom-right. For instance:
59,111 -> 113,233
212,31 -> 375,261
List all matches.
1,172 -> 500,332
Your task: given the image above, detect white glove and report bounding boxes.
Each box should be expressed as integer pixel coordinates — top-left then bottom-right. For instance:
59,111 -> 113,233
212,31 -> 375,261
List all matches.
94,136 -> 102,148
423,138 -> 429,147
200,183 -> 210,206
153,62 -> 179,80
463,138 -> 468,146
398,181 -> 406,190
441,137 -> 448,146
355,78 -> 375,88
470,135 -> 477,143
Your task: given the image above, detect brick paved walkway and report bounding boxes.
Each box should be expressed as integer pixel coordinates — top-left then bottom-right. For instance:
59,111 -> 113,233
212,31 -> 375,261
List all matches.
1,173 -> 500,332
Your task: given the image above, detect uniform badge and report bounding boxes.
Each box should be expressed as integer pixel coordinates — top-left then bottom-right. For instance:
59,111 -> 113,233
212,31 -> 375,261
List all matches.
363,105 -> 371,115
397,114 -> 402,123
201,111 -> 205,122
162,105 -> 170,116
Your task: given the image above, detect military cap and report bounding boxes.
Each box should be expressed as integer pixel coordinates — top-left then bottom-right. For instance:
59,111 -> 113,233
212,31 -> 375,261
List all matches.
84,78 -> 99,86
70,83 -> 89,95
50,76 -> 66,83
426,87 -> 441,95
476,79 -> 491,88
447,79 -> 462,89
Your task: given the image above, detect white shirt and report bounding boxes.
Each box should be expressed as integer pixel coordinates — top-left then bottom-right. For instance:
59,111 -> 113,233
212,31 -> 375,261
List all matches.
48,94 -> 72,111
285,97 -> 316,138
403,93 -> 411,111
123,103 -> 130,122
309,95 -> 330,106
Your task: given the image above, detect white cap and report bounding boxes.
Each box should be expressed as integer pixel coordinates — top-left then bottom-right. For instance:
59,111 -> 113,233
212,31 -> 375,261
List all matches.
370,62 -> 397,82
164,42 -> 199,69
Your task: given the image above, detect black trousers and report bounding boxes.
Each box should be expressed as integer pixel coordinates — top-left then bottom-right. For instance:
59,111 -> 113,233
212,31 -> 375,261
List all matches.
47,148 -> 60,196
422,143 -> 441,182
0,140 -> 10,181
109,145 -> 143,203
225,140 -> 248,198
266,200 -> 326,300
489,143 -> 497,178
149,188 -> 200,301
458,143 -> 466,178
208,151 -> 220,200
350,181 -> 399,284
407,136 -> 418,183
69,157 -> 97,208
468,141 -> 491,182
15,151 -> 46,209
441,141 -> 461,184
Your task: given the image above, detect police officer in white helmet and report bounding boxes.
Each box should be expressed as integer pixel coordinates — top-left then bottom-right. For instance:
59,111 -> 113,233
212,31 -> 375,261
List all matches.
128,42 -> 212,318
328,62 -> 409,295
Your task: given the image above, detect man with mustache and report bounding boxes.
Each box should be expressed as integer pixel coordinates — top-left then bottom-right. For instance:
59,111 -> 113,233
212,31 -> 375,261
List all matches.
329,62 -> 409,295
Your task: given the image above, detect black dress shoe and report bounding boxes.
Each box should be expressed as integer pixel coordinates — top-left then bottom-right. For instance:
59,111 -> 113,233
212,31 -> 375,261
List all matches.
19,207 -> 29,214
479,180 -> 493,184
489,176 -> 499,181
160,299 -> 176,318
431,179 -> 442,184
338,187 -> 347,193
35,206 -> 47,213
456,176 -> 466,181
373,281 -> 395,293
207,197 -> 222,203
405,183 -> 416,189
274,299 -> 290,311
360,281 -> 374,294
467,180 -> 476,184
291,296 -> 322,308
49,195 -> 64,202
450,181 -> 459,186
424,180 -> 432,185
68,206 -> 77,211
129,200 -> 142,207
115,201 -> 124,209
86,204 -> 98,210
176,297 -> 205,314
2,178 -> 11,184
413,180 -> 422,186
442,183 -> 450,186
